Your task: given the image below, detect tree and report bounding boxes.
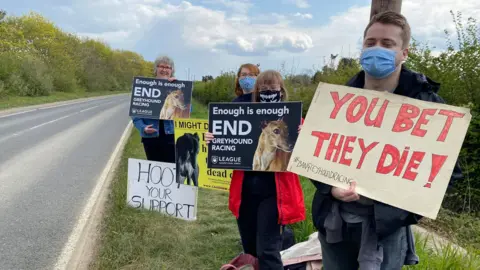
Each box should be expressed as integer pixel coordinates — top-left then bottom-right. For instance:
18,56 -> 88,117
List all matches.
0,12 -> 153,95
0,10 -> 6,21
202,75 -> 213,82
337,57 -> 356,70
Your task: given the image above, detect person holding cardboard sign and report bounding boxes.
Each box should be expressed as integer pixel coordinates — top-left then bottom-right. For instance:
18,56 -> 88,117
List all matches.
206,69 -> 306,270
309,11 -> 463,270
132,55 -> 178,163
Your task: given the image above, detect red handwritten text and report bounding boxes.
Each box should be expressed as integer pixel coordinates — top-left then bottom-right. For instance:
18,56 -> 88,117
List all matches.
311,131 -> 448,187
329,92 -> 389,128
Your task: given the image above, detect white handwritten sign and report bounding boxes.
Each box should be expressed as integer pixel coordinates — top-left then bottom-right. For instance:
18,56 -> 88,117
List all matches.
127,158 -> 198,221
288,82 -> 471,219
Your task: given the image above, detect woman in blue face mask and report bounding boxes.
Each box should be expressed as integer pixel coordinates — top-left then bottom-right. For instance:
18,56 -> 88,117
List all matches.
233,63 -> 260,102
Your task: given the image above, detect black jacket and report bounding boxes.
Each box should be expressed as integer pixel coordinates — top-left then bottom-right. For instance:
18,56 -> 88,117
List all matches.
311,67 -> 464,238
232,92 -> 253,102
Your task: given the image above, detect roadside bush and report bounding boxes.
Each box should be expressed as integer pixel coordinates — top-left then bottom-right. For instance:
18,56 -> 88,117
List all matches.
52,71 -> 78,93
19,54 -> 54,96
5,73 -> 29,96
0,11 -> 153,97
0,53 -> 21,82
193,71 -> 236,105
0,80 -> 6,98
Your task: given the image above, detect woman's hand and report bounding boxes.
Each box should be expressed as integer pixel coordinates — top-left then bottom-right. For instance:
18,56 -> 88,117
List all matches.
331,181 -> 360,202
144,125 -> 158,134
168,77 -> 177,82
205,132 -> 214,144
298,124 -> 303,134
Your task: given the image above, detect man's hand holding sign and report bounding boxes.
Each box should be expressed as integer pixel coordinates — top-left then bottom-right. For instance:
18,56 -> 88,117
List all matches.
288,82 -> 471,219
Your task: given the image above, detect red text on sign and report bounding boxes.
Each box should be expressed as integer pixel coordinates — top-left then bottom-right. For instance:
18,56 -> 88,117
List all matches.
311,131 -> 379,169
391,104 -> 465,141
329,92 -> 389,128
311,131 -> 448,187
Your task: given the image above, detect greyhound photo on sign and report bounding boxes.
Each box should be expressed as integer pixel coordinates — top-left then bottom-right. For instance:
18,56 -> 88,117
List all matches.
207,102 -> 302,172
128,76 -> 193,120
174,118 -> 233,192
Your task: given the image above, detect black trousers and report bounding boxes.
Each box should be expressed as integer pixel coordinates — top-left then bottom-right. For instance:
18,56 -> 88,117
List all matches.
237,195 -> 283,270
142,136 -> 175,163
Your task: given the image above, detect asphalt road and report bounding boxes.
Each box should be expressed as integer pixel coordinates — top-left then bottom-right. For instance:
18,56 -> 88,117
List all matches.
0,94 -> 131,270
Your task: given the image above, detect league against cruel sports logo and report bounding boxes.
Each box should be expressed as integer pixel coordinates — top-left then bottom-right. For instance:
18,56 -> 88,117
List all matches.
211,156 -> 218,164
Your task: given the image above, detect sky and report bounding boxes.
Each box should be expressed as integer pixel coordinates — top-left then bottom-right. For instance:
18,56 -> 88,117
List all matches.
2,0 -> 480,80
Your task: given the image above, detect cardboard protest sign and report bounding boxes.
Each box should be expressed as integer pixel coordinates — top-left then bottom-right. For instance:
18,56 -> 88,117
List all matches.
174,118 -> 233,192
287,82 -> 471,219
127,158 -> 198,221
207,102 -> 302,172
129,76 -> 193,120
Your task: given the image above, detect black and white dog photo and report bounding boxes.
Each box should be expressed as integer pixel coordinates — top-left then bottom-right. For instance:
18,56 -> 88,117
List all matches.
175,132 -> 200,188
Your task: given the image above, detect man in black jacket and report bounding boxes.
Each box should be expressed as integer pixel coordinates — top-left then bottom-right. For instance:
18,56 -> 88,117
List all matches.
311,11 -> 463,270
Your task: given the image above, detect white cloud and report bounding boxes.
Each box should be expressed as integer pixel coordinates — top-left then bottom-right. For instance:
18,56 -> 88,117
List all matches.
302,0 -> 480,64
170,2 -> 313,55
201,0 -> 252,14
78,1 -> 313,56
284,0 -> 310,8
54,0 -> 480,77
293,12 -> 313,19
77,30 -> 131,44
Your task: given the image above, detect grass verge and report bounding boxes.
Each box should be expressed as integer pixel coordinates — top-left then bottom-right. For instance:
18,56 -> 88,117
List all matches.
94,99 -> 479,270
405,233 -> 480,270
92,100 -> 242,270
0,91 -> 128,111
419,209 -> 480,251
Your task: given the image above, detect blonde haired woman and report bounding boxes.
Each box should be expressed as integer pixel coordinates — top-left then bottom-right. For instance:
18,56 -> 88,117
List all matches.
207,69 -> 305,269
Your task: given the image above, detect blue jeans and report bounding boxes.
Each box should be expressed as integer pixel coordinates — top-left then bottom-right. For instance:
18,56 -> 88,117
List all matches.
318,224 -> 408,270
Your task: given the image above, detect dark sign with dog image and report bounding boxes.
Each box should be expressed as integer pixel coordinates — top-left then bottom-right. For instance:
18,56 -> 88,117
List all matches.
174,118 -> 233,192
207,102 -> 302,172
128,76 -> 193,120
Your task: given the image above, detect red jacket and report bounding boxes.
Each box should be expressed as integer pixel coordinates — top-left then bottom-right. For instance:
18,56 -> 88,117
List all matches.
228,119 -> 306,225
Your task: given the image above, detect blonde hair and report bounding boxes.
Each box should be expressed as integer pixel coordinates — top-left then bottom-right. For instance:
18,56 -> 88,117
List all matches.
235,63 -> 261,96
252,70 -> 288,102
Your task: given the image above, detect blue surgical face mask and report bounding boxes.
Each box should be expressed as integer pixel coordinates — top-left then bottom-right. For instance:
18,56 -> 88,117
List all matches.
360,46 -> 398,79
239,77 -> 256,92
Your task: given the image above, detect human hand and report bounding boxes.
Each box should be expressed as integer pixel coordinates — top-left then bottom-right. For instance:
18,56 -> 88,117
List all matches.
168,77 -> 177,82
331,181 -> 360,202
144,125 -> 158,134
205,132 -> 214,144
298,124 -> 303,134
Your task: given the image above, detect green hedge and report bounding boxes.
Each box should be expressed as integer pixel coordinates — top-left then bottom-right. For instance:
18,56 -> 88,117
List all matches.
0,12 -> 153,97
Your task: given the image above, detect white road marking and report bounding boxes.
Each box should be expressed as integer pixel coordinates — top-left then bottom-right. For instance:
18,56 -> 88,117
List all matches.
53,122 -> 133,270
0,94 -> 127,119
29,114 -> 77,131
38,97 -> 110,111
80,106 -> 99,113
0,103 -> 109,144
0,109 -> 37,119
